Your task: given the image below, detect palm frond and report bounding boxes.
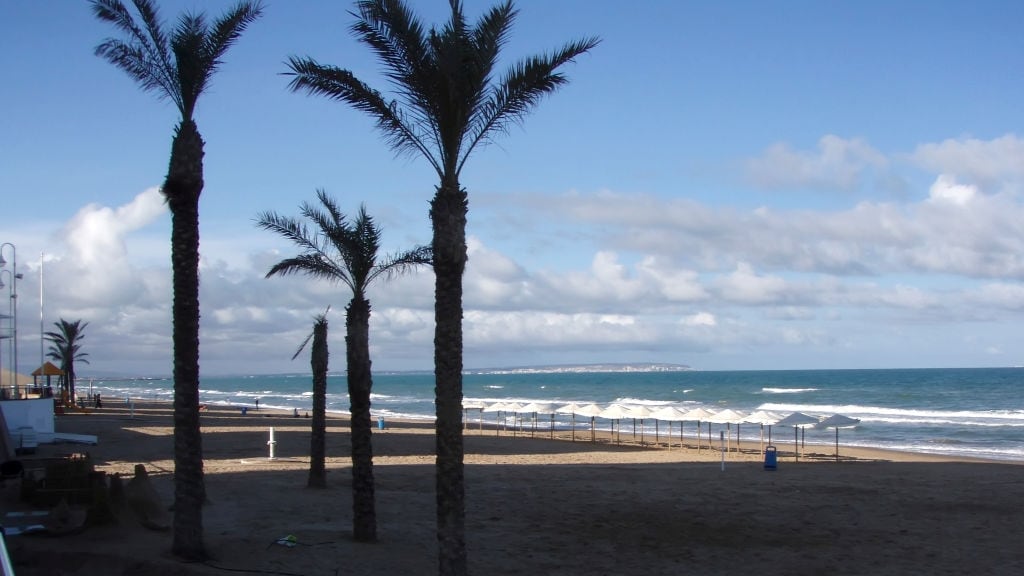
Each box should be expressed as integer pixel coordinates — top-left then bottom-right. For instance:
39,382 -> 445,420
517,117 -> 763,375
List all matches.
92,0 -> 183,111
291,306 -> 331,361
285,57 -> 442,175
132,0 -> 178,91
352,0 -> 430,93
93,0 -> 262,120
255,212 -> 320,256
171,12 -> 208,117
258,192 -> 428,301
204,1 -> 264,68
368,244 -> 433,285
460,35 -> 599,175
266,255 -> 354,291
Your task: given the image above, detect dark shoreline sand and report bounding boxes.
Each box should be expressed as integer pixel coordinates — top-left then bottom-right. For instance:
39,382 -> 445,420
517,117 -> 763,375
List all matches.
4,400 -> 1023,575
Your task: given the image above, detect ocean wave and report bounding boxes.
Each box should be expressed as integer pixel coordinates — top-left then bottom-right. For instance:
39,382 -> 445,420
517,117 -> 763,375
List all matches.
759,402 -> 1024,425
762,387 -> 819,394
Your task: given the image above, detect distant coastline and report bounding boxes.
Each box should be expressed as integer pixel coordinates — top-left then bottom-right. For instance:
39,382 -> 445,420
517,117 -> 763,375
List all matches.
82,362 -> 694,380
465,363 -> 692,375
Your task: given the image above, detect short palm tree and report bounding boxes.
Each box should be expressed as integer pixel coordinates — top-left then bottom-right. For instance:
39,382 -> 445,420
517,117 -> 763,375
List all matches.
284,1 -> 597,571
291,308 -> 331,489
91,0 -> 263,561
44,319 -> 89,403
257,190 -> 431,542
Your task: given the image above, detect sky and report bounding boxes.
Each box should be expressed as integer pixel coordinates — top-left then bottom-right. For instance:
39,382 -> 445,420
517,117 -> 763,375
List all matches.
2,0 -> 1024,377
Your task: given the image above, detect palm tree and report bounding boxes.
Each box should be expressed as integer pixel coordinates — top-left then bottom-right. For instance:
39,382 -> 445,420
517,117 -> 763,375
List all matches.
91,0 -> 263,561
257,190 -> 431,542
284,1 -> 597,571
44,319 -> 89,403
291,308 -> 331,489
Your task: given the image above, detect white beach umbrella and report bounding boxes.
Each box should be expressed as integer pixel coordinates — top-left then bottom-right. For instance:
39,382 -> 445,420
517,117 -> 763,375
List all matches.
744,410 -> 781,452
573,403 -> 605,442
483,402 -> 509,435
775,412 -> 821,460
520,402 -> 556,438
599,404 -> 632,443
503,402 -> 525,435
556,403 -> 583,441
707,409 -> 748,453
682,407 -> 718,451
817,414 -> 861,462
462,400 -> 487,433
624,405 -> 653,444
649,406 -> 688,447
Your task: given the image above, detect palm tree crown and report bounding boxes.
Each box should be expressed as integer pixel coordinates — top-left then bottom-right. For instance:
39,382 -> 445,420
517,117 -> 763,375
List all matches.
45,319 -> 90,400
286,0 -> 599,180
256,189 -> 432,296
92,0 -> 263,121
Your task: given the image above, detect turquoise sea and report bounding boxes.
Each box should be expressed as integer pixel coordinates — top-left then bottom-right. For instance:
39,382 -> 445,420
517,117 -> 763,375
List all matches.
85,367 -> 1024,462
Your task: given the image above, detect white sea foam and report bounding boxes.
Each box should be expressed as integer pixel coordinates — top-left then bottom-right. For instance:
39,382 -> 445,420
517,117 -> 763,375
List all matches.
762,387 -> 819,394
759,402 -> 1024,426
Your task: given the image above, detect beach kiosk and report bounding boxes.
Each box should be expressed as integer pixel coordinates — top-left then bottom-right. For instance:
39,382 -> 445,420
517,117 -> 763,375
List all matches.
30,361 -> 63,404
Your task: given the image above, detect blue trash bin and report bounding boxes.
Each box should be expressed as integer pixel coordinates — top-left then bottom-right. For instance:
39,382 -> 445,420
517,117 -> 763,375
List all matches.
241,406 -> 247,415
764,445 -> 777,470
377,416 -> 385,430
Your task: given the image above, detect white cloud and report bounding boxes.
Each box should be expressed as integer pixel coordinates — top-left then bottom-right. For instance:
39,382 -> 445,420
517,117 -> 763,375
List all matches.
16,133 -> 1024,375
745,135 -> 888,192
62,187 -> 166,268
681,312 -> 716,327
911,134 -> 1024,192
714,262 -> 790,305
928,174 -> 977,205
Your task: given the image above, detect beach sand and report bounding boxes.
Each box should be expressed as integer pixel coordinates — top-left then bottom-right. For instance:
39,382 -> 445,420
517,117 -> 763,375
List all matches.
3,400 -> 1023,575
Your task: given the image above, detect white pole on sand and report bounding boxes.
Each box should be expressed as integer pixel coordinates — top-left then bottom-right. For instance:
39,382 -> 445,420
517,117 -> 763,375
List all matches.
720,431 -> 725,471
267,427 -> 277,459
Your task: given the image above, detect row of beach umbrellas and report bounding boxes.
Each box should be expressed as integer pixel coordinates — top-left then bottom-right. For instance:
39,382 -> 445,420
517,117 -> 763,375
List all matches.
462,401 -> 860,461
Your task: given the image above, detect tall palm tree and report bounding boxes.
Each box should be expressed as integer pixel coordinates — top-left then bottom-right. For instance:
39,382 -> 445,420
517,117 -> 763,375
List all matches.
44,319 -> 89,403
291,308 -> 331,489
91,0 -> 263,561
257,190 -> 431,542
284,1 -> 597,571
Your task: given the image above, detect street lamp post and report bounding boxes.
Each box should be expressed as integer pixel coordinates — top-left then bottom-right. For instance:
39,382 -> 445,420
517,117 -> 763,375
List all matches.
0,243 -> 21,398
0,270 -> 11,390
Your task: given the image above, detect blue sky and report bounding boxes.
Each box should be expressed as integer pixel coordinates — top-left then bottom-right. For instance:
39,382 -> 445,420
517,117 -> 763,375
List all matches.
2,0 -> 1023,377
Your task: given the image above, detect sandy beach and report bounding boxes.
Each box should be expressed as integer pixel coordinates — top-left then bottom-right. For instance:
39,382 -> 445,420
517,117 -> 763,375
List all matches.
3,399 -> 1023,575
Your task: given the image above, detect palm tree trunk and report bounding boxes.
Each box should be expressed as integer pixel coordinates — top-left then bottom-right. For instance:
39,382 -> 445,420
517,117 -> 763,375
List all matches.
430,181 -> 468,576
67,363 -> 75,404
166,119 -> 207,562
347,297 -> 376,542
308,316 -> 328,488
